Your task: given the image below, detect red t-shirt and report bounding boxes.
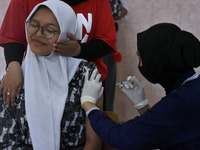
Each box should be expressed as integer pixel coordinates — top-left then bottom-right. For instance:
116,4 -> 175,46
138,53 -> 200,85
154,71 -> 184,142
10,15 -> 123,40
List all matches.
0,0 -> 116,80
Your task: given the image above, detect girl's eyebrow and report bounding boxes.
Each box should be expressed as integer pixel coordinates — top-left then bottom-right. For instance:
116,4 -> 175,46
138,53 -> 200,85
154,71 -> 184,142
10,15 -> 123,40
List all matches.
31,18 -> 59,27
46,23 -> 59,27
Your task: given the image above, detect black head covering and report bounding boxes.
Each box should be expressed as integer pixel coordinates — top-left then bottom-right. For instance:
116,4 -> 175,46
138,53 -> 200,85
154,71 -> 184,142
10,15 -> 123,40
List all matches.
61,0 -> 86,5
137,23 -> 200,93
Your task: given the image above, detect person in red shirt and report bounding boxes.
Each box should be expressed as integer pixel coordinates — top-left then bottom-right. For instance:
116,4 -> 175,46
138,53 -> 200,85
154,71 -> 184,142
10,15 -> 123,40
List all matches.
102,0 -> 129,111
0,0 -> 116,107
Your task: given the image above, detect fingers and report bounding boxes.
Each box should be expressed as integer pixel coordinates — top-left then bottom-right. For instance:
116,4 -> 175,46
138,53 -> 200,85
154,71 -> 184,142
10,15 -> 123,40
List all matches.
116,81 -> 132,89
117,76 -> 141,90
54,40 -> 66,47
6,92 -> 11,107
85,69 -> 89,81
53,39 -> 80,56
11,85 -> 23,105
90,69 -> 98,81
99,87 -> 104,98
10,91 -> 16,106
127,76 -> 132,81
116,81 -> 124,89
126,80 -> 134,88
53,32 -> 77,51
16,84 -> 22,99
127,76 -> 143,88
53,32 -> 80,57
67,32 -> 77,41
116,82 -> 128,94
131,77 -> 143,88
53,40 -> 66,55
127,76 -> 136,82
3,90 -> 16,107
95,74 -> 102,83
3,90 -> 11,107
122,81 -> 130,89
1,84 -> 22,107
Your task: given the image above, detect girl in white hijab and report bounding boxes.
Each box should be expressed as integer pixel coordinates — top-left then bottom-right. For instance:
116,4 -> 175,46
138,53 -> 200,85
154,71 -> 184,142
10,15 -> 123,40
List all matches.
0,0 -> 101,150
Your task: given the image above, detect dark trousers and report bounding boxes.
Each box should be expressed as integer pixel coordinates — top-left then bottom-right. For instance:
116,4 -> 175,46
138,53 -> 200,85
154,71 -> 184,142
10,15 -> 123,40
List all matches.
102,53 -> 117,111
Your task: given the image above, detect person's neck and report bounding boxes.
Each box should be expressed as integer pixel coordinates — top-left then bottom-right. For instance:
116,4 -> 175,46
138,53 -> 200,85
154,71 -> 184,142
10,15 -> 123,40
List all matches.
165,69 -> 196,95
60,0 -> 86,6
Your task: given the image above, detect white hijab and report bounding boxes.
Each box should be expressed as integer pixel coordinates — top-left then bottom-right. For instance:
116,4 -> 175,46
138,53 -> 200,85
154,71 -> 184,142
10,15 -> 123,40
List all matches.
21,0 -> 83,149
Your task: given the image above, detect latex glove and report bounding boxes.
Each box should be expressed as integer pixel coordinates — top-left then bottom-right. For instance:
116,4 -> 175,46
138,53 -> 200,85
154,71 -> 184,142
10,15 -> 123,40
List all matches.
117,76 -> 148,109
81,69 -> 104,105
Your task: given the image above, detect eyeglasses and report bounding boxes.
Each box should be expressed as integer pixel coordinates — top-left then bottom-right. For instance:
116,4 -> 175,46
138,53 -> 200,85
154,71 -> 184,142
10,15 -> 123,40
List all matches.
26,19 -> 58,40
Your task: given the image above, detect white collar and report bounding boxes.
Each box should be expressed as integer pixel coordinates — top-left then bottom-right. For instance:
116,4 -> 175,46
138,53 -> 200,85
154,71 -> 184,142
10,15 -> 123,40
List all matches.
181,72 -> 199,86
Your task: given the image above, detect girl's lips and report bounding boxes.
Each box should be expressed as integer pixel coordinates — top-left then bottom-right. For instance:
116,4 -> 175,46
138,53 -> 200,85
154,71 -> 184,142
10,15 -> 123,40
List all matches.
33,39 -> 46,46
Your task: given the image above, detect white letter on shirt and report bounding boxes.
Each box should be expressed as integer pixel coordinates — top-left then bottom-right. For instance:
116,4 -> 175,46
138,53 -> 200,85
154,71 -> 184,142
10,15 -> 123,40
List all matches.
77,13 -> 92,43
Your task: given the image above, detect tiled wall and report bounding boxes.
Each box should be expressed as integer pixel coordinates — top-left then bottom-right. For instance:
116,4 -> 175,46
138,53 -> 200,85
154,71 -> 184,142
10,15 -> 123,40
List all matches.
1,0 -> 200,121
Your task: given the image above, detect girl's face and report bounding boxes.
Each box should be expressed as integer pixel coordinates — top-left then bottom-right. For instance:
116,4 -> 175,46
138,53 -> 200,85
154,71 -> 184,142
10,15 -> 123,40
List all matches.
27,7 -> 60,56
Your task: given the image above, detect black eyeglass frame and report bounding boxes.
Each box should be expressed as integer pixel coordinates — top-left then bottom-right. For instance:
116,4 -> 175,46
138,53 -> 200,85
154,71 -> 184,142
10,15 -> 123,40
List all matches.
26,19 -> 58,40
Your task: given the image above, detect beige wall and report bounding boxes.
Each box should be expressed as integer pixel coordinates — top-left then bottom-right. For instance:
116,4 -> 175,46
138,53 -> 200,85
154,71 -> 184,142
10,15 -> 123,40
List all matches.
1,0 -> 200,121
114,0 -> 200,121
0,0 -> 9,76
